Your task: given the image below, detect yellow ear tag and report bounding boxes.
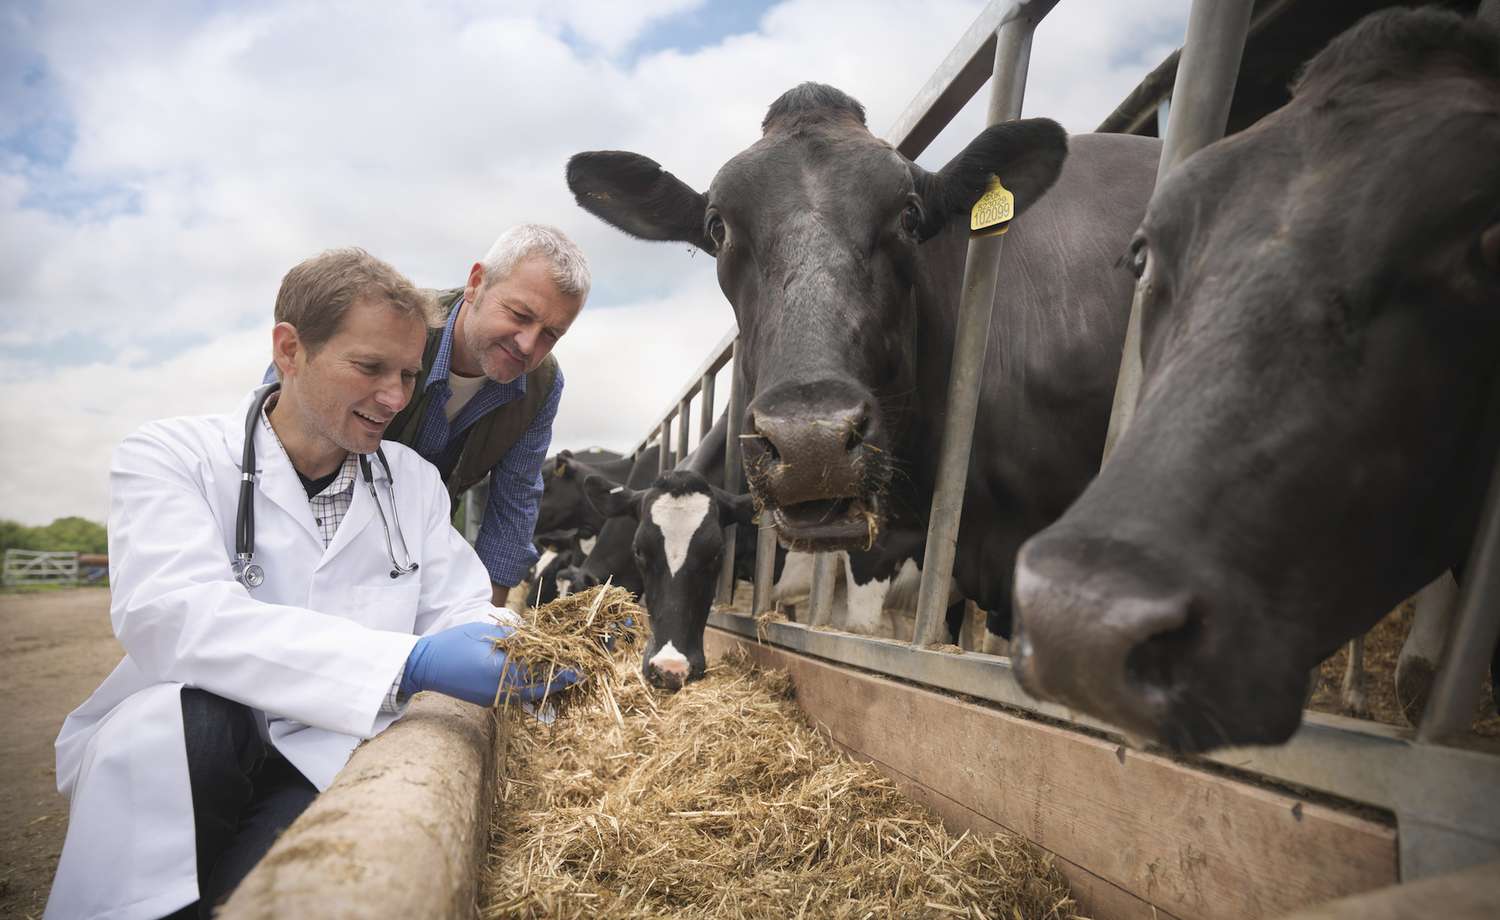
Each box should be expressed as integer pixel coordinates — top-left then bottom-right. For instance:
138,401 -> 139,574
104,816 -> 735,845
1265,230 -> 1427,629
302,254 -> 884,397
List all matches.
970,175 -> 1014,238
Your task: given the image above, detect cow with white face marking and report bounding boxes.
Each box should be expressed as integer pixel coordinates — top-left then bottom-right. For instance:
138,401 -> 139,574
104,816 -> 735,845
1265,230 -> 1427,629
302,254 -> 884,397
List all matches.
584,470 -> 755,690
1013,8 -> 1500,752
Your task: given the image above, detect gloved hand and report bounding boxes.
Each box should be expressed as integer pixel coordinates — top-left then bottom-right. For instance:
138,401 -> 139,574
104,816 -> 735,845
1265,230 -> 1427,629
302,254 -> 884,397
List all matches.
400,621 -> 579,707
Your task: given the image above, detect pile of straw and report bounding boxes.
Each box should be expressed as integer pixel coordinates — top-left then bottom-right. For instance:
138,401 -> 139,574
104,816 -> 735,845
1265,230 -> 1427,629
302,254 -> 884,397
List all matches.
484,650 -> 1080,919
490,584 -> 643,716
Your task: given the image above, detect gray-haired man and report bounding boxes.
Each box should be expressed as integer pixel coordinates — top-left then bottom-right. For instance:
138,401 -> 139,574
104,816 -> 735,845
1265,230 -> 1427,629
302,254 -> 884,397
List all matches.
387,224 -> 590,604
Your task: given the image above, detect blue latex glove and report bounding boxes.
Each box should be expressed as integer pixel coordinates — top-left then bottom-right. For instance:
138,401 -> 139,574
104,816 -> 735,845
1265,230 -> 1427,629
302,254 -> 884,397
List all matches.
400,621 -> 579,707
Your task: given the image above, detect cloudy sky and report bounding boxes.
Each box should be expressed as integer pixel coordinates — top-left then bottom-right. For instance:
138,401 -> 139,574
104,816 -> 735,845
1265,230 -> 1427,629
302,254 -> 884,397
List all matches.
0,0 -> 1188,526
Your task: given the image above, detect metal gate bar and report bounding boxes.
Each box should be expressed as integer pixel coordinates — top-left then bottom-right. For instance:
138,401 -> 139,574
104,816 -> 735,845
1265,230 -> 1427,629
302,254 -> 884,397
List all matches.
1101,0 -> 1253,458
910,0 -> 1055,647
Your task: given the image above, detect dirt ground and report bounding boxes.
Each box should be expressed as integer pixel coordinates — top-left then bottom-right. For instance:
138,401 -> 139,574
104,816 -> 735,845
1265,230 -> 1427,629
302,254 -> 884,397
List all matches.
0,588 -> 122,919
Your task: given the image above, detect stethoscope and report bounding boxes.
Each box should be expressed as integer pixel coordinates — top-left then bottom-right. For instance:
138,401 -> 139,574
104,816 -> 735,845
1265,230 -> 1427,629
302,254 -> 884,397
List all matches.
234,382 -> 419,589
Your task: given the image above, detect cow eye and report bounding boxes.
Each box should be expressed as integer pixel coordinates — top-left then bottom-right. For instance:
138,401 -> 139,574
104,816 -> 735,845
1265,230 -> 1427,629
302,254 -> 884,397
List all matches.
900,202 -> 924,237
706,212 -> 727,249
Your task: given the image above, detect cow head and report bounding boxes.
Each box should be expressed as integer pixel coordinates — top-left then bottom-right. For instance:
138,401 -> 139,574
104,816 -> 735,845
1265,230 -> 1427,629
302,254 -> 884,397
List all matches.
584,470 -> 756,691
568,84 -> 1066,551
536,450 -> 608,537
1012,9 -> 1500,752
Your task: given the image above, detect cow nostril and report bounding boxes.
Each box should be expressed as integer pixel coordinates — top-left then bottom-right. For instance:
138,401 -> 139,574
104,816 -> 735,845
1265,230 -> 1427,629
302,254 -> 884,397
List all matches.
1124,611 -> 1202,701
844,412 -> 870,451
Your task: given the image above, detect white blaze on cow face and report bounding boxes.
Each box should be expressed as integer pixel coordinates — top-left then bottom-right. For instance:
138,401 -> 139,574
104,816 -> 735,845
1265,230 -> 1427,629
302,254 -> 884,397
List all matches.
648,639 -> 690,679
648,492 -> 713,577
579,535 -> 597,555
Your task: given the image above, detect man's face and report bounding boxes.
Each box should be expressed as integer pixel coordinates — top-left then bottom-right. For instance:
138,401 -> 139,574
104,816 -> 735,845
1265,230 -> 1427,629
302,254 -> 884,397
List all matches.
287,298 -> 428,455
462,255 -> 583,383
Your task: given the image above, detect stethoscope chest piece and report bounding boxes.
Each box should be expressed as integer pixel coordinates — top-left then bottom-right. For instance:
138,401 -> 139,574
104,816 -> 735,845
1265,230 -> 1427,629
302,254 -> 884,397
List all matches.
241,562 -> 265,589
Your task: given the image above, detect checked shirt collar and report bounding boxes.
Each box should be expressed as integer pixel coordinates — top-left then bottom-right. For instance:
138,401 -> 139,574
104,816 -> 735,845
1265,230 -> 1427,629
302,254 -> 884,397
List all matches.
260,396 -> 359,548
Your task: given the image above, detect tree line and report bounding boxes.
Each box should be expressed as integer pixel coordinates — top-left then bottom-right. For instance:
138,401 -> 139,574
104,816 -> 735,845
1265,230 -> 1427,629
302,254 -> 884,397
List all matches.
0,517 -> 108,558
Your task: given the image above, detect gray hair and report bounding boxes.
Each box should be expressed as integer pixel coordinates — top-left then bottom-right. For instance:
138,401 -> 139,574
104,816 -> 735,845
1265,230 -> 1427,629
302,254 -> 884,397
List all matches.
478,224 -> 591,300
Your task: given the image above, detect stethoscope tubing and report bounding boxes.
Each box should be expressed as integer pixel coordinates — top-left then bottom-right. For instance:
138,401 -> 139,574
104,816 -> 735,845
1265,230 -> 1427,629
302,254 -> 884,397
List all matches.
235,382 -> 418,588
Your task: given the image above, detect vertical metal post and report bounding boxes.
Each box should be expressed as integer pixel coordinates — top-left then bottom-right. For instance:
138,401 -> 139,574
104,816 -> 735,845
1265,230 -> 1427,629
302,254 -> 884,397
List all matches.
676,399 -> 691,466
699,371 -> 716,448
1417,444 -> 1500,744
658,416 -> 672,475
1101,0 -> 1253,461
753,523 -> 777,617
717,344 -> 742,605
808,551 -> 838,628
910,8 -> 1039,646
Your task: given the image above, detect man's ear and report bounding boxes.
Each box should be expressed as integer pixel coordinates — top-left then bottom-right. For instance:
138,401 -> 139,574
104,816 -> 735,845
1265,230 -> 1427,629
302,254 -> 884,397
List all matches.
567,151 -> 716,254
464,262 -> 486,306
583,474 -> 642,519
270,322 -> 302,379
712,488 -> 758,527
915,118 -> 1068,239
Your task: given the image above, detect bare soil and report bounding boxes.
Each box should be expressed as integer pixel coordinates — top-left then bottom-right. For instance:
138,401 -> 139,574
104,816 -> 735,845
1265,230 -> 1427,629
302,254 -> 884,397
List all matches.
0,589 -> 122,919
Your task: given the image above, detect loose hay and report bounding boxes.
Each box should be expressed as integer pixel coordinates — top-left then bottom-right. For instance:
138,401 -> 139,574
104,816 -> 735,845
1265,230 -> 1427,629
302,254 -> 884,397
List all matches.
483,651 -> 1080,919
491,584 -> 644,717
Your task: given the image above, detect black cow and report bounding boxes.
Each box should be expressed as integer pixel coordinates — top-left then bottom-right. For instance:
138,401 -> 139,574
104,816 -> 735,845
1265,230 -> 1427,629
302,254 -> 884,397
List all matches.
1012,8 -> 1500,752
536,447 -> 626,539
585,470 -> 756,690
567,84 -> 1160,634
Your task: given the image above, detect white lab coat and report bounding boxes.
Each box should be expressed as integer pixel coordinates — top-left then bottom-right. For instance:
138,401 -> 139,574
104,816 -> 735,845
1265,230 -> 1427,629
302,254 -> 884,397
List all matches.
45,388 -> 511,920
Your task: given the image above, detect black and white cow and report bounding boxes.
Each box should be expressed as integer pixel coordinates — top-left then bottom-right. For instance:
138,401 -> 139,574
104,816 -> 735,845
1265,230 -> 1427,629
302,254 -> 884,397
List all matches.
585,470 -> 756,690
1012,8 -> 1500,752
568,84 -> 1160,636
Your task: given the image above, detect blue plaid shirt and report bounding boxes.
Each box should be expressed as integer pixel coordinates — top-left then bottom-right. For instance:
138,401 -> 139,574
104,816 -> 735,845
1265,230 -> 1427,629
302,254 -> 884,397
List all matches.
261,300 -> 560,586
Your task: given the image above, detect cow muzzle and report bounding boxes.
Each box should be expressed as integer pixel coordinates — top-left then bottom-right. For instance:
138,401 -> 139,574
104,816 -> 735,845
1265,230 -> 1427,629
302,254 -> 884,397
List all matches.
1011,532 -> 1307,753
742,380 -> 885,551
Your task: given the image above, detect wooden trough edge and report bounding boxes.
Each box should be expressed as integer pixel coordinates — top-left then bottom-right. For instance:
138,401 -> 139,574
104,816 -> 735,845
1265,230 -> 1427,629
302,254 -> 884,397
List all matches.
703,626 -> 1400,920
219,692 -> 504,920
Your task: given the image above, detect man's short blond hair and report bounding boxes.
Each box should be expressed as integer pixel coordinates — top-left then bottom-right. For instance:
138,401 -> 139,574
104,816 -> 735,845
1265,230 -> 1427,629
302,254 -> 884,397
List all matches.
274,248 -> 430,353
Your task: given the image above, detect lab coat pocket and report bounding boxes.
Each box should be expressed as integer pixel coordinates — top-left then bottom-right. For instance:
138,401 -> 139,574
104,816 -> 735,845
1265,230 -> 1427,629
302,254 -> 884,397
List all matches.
350,582 -> 422,633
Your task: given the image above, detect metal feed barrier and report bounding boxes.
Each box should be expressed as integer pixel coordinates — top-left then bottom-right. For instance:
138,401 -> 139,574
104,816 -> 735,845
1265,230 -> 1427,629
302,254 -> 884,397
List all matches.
599,0 -> 1499,885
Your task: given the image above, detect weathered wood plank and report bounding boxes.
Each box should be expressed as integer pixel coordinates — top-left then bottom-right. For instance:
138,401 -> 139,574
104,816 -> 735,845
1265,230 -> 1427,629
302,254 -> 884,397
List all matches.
705,628 -> 1397,920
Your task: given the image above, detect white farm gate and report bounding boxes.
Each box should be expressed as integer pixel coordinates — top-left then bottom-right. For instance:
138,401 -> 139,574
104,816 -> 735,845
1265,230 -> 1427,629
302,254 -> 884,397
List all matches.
3,549 -> 80,587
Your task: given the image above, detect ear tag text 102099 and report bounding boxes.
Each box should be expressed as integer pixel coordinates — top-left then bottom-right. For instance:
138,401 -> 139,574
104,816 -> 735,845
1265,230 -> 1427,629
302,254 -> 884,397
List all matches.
970,175 -> 1014,238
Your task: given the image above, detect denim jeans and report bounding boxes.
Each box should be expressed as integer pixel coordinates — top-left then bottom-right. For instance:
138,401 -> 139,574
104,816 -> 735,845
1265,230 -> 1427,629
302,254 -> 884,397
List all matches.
159,689 -> 317,920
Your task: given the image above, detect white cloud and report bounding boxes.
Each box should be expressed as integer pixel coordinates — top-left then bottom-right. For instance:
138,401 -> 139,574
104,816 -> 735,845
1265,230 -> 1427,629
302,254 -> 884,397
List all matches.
0,0 -> 1188,524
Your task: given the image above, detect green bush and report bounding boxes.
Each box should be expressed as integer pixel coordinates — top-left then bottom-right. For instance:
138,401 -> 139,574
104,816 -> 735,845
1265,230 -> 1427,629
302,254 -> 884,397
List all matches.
0,516 -> 108,556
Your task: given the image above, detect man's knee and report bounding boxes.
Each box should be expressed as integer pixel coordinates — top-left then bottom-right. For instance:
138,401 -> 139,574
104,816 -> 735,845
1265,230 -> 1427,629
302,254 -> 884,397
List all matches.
180,688 -> 262,776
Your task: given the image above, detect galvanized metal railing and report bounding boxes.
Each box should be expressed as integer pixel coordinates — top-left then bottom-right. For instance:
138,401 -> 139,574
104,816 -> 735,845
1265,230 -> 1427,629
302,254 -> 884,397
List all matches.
611,0 -> 1500,883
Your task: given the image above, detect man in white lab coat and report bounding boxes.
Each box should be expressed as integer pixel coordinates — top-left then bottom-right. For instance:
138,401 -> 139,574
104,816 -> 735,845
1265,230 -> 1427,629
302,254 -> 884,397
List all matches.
45,249 -> 573,920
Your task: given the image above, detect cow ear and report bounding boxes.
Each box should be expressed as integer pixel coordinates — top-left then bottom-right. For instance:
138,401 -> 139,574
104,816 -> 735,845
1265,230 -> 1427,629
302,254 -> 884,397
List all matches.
554,450 -> 575,479
567,151 -> 716,255
583,474 -> 642,519
916,118 -> 1068,239
713,488 -> 758,527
